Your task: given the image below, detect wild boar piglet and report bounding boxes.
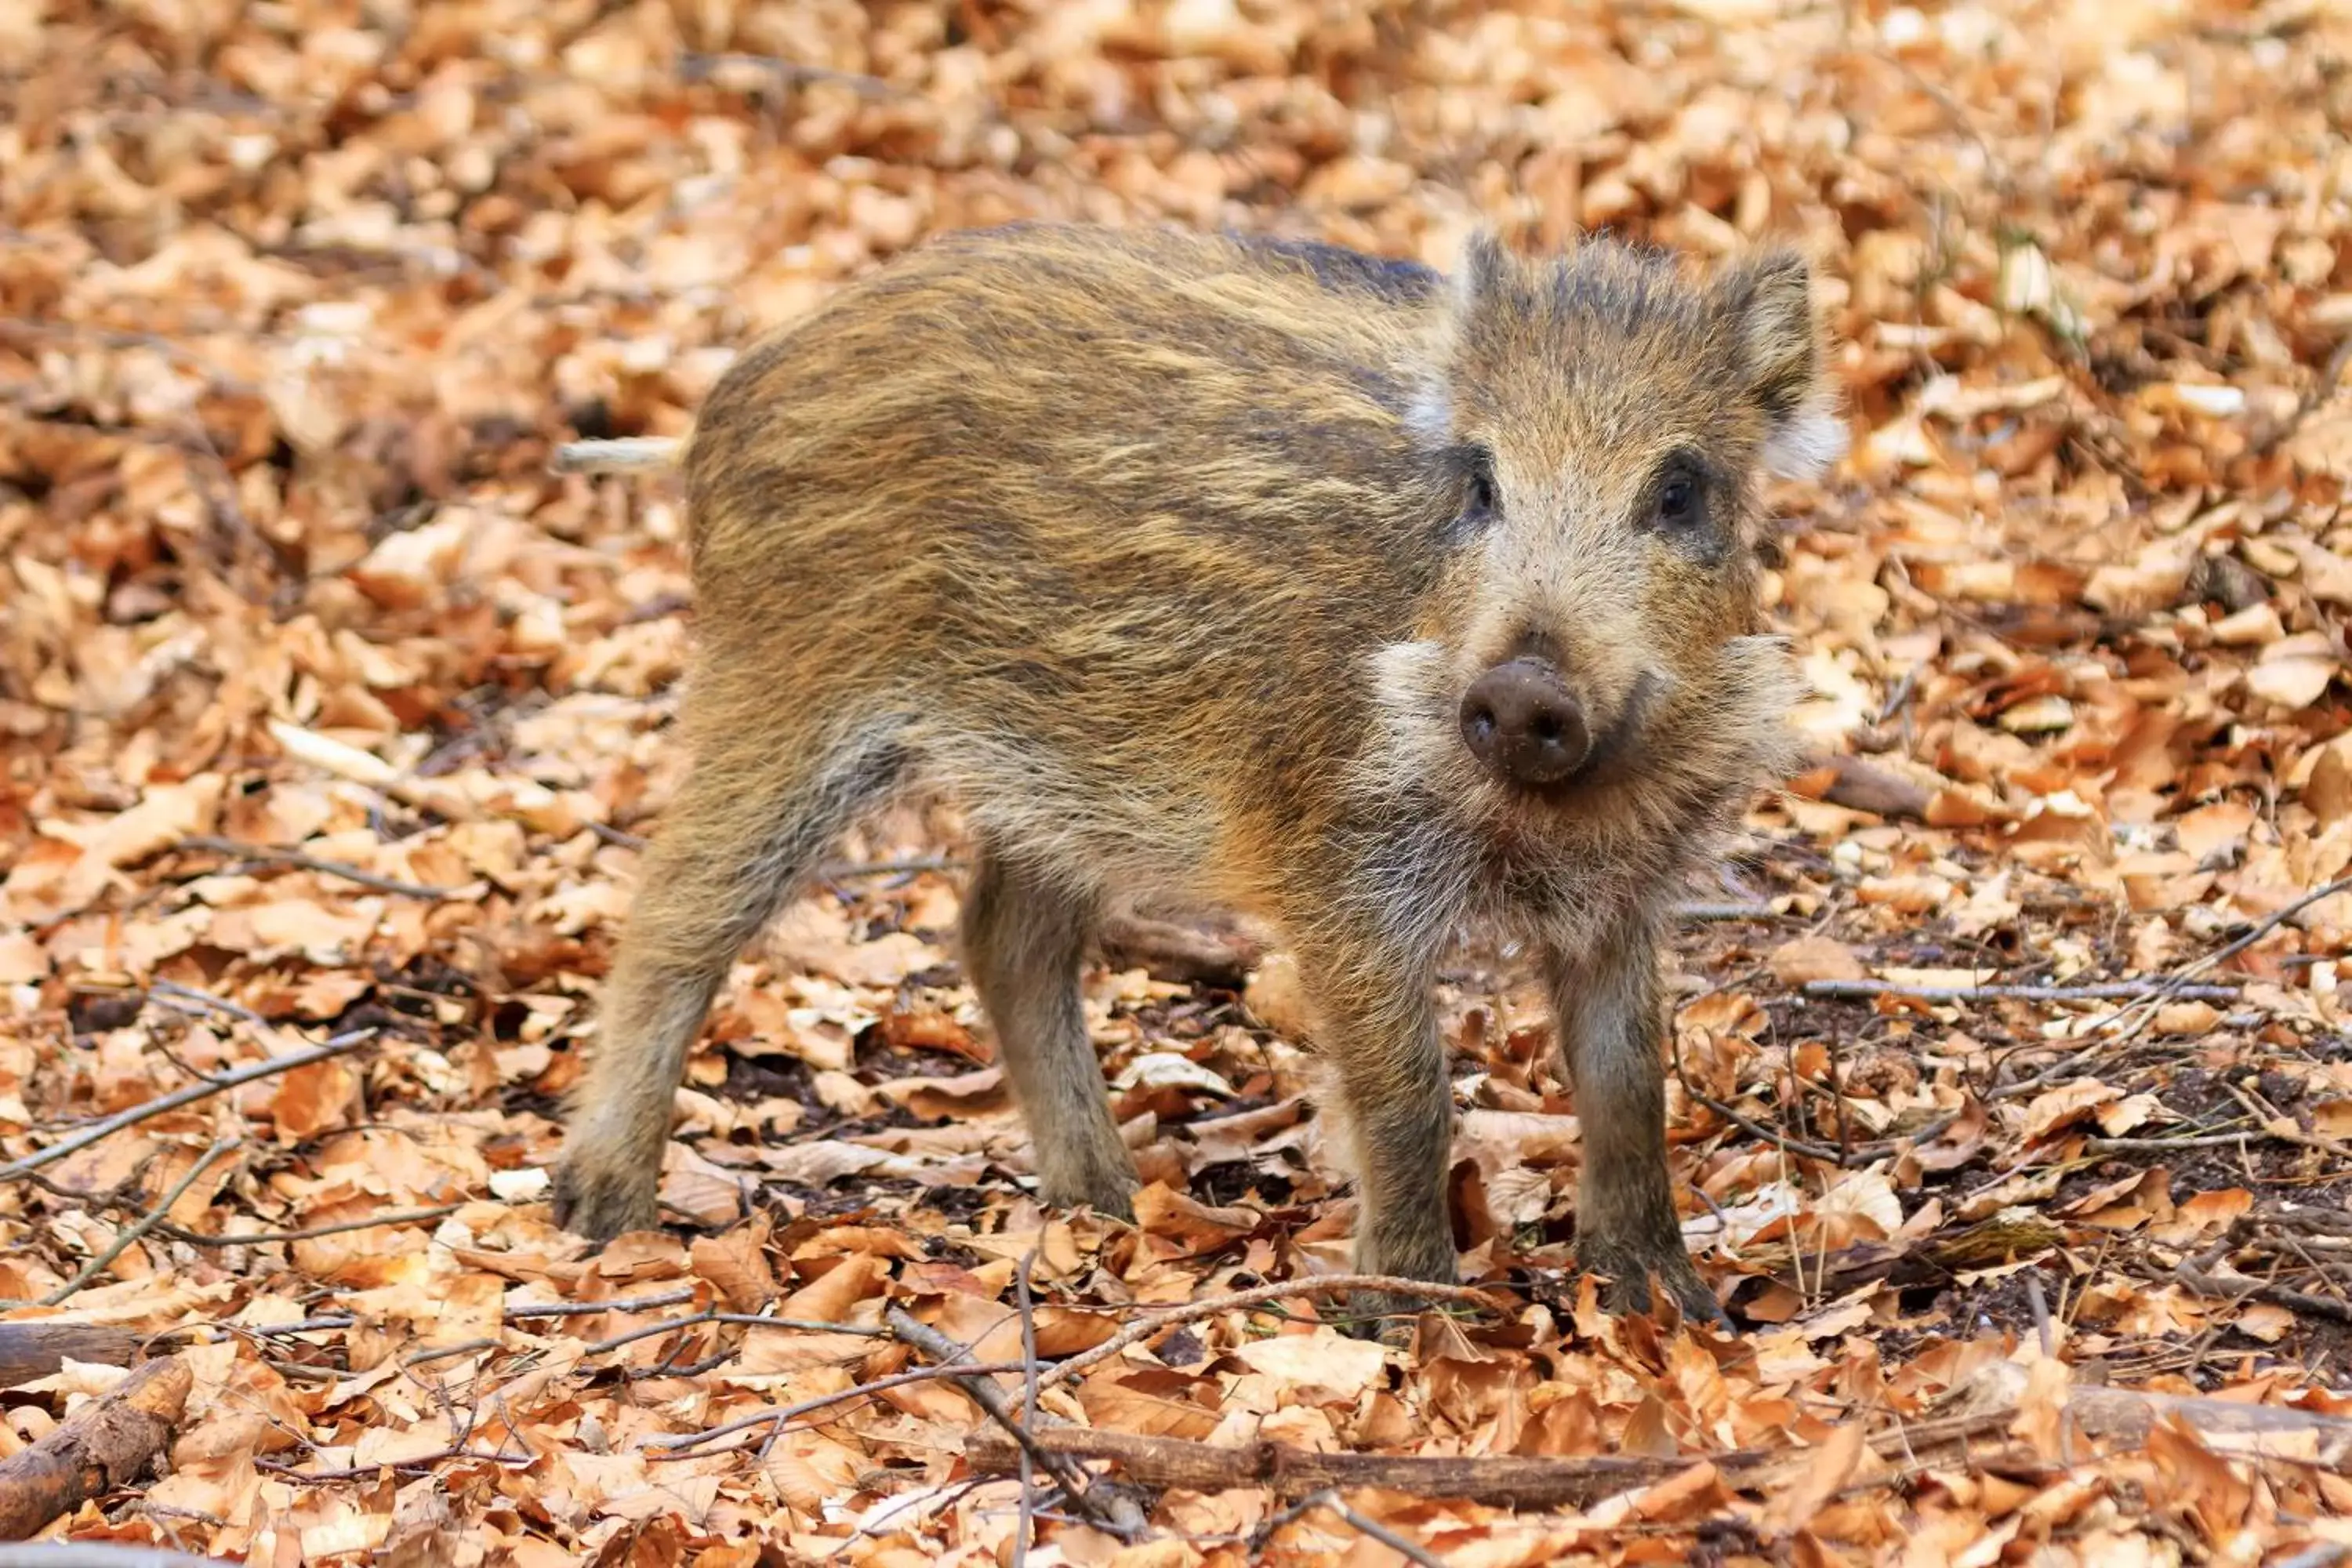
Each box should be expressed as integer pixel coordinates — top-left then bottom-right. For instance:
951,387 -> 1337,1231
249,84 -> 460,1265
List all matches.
552,220 -> 1846,1327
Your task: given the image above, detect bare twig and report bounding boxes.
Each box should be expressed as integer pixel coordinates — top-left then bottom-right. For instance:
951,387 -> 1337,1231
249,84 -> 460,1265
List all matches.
2026,1271 -> 2054,1358
254,1446 -> 532,1481
210,1314 -> 357,1340
2229,1082 -> 2352,1162
1014,1252 -> 1042,1568
17,1140 -> 240,1308
145,980 -> 271,1033
1803,978 -> 2241,1004
171,835 -> 461,899
1047,1274 -> 1503,1388
550,437 -> 681,474
885,1306 -> 1145,1538
571,1309 -> 890,1357
1254,1490 -> 1447,1568
2173,1213 -> 2352,1325
641,1361 -> 1036,1454
502,1289 -> 699,1319
578,1316 -> 715,1359
2083,1129 -> 2256,1154
157,1203 -> 459,1247
2098,873 -> 2352,1039
0,1031 -> 375,1182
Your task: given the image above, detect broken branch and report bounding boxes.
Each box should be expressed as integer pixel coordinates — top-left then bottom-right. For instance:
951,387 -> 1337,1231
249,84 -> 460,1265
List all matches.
0,1324 -> 140,1387
0,1357 -> 192,1540
964,1424 -> 1710,1508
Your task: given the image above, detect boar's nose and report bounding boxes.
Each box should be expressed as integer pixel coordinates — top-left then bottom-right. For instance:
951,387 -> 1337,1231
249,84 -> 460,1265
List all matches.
1458,659 -> 1592,786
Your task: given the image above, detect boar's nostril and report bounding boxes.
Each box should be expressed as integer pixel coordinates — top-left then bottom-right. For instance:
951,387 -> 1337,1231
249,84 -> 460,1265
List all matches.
1457,659 -> 1592,786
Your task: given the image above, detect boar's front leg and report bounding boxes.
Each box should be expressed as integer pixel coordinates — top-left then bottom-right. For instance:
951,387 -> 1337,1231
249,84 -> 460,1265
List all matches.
960,844 -> 1142,1221
1544,918 -> 1726,1327
1296,931 -> 1458,1336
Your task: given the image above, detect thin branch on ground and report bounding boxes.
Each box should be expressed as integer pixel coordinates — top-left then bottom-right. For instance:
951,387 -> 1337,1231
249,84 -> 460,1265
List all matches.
2096,873 -> 2352,1040
1253,1489 -> 1448,1568
2083,1129 -> 2256,1154
641,1361 -> 1037,1454
1014,1250 -> 1042,1568
2228,1081 -> 2352,1163
146,979 -> 273,1033
884,1305 -> 1147,1539
254,1447 -> 533,1482
572,1308 -> 890,1356
11,1139 -> 241,1308
170,834 -> 462,899
212,1314 -> 358,1340
156,1203 -> 461,1246
503,1289 -> 699,1319
1803,978 -> 2241,1004
0,1030 -> 376,1181
1046,1274 -> 1504,1388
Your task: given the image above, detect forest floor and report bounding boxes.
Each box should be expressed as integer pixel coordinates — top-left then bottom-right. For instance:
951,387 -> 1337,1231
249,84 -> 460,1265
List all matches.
5,0 -> 2352,1563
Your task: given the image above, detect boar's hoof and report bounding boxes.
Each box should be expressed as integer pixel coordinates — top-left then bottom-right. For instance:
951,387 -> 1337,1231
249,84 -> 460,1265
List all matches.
1344,1286 -> 1443,1346
1582,1241 -> 1730,1330
551,1159 -> 662,1244
1035,1168 -> 1141,1225
1459,659 -> 1591,786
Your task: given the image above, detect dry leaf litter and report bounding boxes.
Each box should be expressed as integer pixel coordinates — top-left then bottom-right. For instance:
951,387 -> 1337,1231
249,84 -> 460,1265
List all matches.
4,0 -> 2352,1563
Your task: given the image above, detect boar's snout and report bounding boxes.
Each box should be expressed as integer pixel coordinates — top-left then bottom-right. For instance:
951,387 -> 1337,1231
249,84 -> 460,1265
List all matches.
1458,658 -> 1592,787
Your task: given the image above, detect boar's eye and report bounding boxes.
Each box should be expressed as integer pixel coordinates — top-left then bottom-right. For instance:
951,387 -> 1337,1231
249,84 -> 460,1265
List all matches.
1647,453 -> 1709,534
1460,446 -> 1499,520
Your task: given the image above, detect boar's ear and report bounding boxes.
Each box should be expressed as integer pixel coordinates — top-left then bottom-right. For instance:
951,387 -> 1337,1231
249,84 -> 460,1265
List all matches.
1416,230 -> 1519,440
1715,249 -> 1848,481
1446,229 -> 1532,328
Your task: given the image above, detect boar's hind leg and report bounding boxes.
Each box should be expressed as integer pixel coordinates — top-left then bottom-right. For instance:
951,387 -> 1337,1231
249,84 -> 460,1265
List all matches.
1545,921 -> 1726,1326
554,719 -> 909,1243
1300,938 -> 1457,1335
960,845 -> 1140,1220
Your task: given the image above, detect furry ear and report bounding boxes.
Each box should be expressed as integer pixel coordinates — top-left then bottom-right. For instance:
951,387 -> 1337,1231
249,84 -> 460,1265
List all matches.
1454,230 -> 1517,308
1414,230 -> 1524,441
1714,249 -> 1847,481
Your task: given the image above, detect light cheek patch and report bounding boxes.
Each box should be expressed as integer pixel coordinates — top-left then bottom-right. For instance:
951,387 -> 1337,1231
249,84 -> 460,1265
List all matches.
1762,401 -> 1849,481
1404,381 -> 1452,444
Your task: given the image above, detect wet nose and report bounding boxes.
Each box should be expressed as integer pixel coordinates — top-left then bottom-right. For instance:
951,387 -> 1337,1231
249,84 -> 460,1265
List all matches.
1458,659 -> 1591,786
